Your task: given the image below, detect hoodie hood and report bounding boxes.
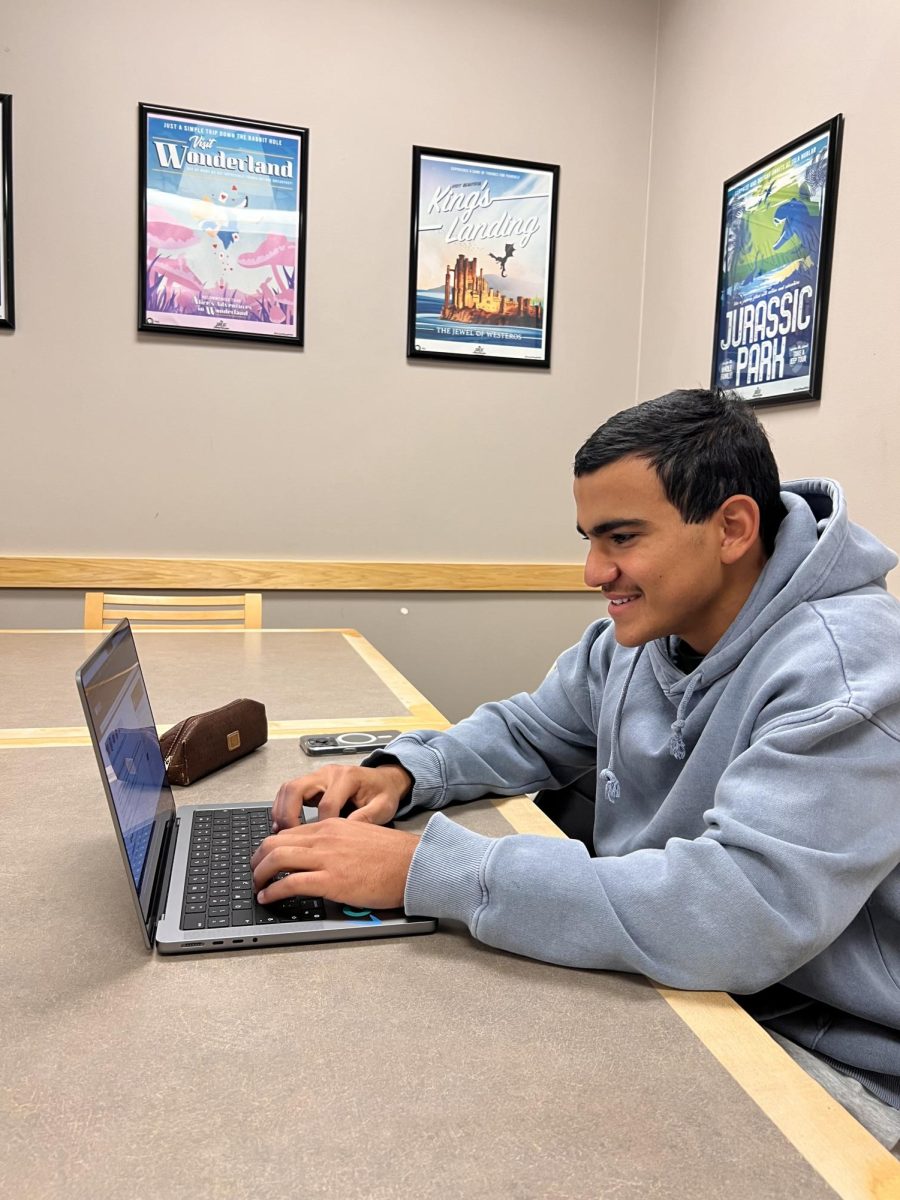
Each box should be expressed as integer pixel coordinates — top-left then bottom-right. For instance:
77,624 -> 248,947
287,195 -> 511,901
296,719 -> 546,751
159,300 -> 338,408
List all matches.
596,478 -> 900,793
648,477 -> 898,694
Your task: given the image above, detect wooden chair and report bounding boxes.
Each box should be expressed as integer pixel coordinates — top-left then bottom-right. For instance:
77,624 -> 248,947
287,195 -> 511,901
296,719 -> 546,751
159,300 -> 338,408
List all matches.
83,592 -> 262,630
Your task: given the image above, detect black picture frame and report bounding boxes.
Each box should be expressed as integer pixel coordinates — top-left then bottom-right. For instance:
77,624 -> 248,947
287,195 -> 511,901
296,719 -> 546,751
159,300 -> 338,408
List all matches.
139,103 -> 308,346
711,114 -> 843,406
408,145 -> 559,368
0,94 -> 15,331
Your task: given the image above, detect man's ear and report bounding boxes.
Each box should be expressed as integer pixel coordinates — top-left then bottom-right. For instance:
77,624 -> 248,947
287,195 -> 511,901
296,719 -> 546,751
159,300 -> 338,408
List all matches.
718,495 -> 761,564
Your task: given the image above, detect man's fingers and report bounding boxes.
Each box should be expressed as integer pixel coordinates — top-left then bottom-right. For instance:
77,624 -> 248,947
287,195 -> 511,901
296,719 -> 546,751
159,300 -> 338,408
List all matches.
345,796 -> 392,824
273,764 -> 409,830
252,840 -> 316,892
251,828 -> 306,870
251,820 -> 418,911
345,805 -> 375,823
271,782 -> 299,831
256,869 -> 329,905
316,771 -> 360,820
271,772 -> 332,830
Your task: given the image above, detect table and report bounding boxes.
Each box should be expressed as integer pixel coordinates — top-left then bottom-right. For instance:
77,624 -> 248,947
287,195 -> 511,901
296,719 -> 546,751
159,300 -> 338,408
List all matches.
0,628 -> 449,747
1,629 -> 896,1199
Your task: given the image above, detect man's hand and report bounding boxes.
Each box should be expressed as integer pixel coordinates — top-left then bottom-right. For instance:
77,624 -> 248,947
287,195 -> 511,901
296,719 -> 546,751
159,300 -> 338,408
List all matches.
250,819 -> 420,910
271,763 -> 413,831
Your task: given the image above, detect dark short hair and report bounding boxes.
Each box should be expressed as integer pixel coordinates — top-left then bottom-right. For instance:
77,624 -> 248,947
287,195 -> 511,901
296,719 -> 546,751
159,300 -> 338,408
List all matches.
573,388 -> 786,555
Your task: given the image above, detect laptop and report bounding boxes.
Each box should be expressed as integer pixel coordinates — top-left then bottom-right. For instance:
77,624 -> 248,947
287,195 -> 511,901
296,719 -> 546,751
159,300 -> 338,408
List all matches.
75,619 -> 437,954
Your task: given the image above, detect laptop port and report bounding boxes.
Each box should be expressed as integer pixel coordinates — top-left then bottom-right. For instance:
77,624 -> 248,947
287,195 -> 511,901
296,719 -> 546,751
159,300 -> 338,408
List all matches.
232,938 -> 244,944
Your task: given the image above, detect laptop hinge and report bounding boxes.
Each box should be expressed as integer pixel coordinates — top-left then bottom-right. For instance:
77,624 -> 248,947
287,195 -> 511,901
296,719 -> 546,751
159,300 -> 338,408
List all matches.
149,814 -> 179,943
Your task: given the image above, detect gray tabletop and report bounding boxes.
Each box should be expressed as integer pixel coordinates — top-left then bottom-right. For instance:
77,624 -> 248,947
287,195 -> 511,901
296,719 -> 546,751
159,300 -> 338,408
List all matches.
1,737 -> 842,1200
0,629 -> 411,733
2,628 -> 889,1198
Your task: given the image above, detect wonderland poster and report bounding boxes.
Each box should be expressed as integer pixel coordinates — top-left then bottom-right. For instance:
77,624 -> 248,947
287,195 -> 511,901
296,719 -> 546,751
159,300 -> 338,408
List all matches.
408,148 -> 559,367
139,105 -> 307,344
712,117 -> 842,403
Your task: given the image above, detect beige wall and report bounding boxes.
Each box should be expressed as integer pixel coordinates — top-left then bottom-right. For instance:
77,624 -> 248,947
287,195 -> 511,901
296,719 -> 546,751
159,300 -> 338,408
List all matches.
0,0 -> 658,562
0,0 -> 658,719
639,0 -> 900,594
4,0 -> 899,717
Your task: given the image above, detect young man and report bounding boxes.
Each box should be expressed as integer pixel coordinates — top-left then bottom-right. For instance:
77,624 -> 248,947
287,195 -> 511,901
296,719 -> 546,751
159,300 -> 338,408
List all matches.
253,388 -> 900,1144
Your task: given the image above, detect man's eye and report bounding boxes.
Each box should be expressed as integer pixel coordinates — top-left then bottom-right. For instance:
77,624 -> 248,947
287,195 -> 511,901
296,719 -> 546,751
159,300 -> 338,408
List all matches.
610,533 -> 635,545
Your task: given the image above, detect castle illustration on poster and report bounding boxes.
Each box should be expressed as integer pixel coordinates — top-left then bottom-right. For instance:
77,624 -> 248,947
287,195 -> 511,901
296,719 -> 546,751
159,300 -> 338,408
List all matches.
412,151 -> 557,364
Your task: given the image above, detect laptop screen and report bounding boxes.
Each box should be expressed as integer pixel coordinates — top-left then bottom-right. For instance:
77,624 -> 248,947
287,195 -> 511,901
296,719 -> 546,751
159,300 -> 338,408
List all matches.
76,621 -> 175,943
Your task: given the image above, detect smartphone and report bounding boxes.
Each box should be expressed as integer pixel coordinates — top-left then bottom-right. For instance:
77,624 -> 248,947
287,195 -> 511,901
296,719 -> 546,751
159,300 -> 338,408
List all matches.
299,730 -> 401,756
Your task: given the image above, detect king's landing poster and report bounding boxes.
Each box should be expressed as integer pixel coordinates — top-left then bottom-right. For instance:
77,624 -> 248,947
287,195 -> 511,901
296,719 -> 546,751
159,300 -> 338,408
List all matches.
409,149 -> 558,367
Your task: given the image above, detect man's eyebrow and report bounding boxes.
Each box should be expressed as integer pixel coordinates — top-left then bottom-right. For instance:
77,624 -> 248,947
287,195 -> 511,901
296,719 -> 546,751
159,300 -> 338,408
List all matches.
575,518 -> 650,538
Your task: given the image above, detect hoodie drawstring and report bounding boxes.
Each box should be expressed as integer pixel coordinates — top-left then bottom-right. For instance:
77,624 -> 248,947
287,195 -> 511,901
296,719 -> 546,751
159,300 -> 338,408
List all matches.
599,646 -> 644,803
668,671 -> 702,760
600,654 -> 702,801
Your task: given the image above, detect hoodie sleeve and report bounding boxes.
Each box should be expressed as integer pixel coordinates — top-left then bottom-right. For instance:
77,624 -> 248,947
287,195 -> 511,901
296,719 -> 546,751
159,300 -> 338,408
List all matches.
405,699 -> 900,993
365,619 -> 610,815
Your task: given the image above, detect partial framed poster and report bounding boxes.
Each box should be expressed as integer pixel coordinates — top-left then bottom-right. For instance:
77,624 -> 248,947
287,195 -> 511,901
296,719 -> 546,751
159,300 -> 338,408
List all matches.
408,146 -> 559,368
711,114 -> 843,405
0,94 -> 14,331
139,104 -> 308,345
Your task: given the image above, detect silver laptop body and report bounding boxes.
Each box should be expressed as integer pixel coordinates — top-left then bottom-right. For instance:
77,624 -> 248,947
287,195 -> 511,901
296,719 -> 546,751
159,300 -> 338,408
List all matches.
76,620 -> 437,954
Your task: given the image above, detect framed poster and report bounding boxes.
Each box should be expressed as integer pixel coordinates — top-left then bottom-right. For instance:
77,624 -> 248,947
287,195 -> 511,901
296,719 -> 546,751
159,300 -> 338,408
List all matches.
408,146 -> 559,368
711,115 -> 843,405
139,104 -> 308,345
0,94 -> 14,331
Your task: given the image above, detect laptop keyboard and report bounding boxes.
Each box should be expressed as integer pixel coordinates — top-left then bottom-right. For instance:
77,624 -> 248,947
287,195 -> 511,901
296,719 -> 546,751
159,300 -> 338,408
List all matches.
180,807 -> 326,930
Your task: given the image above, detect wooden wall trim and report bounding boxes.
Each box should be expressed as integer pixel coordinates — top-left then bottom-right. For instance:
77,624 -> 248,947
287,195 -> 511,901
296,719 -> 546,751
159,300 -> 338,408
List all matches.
0,557 -> 588,592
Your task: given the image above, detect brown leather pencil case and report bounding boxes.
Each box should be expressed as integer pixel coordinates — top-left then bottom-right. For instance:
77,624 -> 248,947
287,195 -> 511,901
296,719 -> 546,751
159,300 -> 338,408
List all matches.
159,698 -> 268,786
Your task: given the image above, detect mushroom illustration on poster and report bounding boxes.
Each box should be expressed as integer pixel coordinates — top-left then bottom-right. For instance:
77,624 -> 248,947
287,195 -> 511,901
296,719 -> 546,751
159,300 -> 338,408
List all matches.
139,104 -> 307,345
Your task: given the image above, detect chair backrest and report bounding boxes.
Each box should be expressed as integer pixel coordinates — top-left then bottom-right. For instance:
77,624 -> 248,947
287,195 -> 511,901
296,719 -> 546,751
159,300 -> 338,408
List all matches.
83,592 -> 262,630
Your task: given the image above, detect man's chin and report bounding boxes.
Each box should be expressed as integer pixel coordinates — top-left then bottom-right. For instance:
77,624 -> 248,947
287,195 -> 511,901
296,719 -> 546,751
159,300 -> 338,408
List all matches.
611,626 -> 652,648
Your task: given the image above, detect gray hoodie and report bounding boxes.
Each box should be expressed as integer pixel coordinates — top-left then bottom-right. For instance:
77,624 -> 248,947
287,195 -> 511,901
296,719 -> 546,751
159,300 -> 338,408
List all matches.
375,479 -> 900,1073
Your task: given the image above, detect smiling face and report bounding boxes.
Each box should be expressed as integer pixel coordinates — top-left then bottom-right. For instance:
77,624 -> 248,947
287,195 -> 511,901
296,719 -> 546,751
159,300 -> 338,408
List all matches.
574,455 -> 765,654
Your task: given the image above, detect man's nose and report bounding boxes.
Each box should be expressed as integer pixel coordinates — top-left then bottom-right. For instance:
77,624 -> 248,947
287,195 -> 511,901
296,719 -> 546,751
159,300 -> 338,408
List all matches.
584,550 -> 619,590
